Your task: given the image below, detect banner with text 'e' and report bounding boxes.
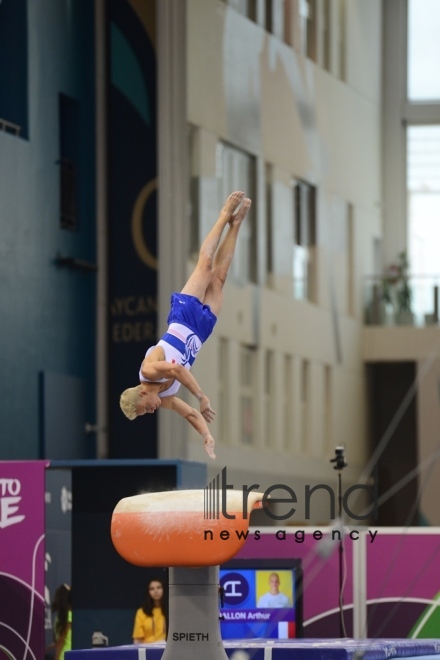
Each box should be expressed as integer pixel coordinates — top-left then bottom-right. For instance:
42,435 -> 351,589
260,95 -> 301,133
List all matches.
0,460 -> 47,658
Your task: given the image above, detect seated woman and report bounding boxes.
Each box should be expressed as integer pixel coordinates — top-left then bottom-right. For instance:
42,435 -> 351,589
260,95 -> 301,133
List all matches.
132,578 -> 167,644
46,583 -> 72,660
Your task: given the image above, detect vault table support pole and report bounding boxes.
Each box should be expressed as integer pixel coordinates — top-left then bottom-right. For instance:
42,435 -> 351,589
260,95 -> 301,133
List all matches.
162,565 -> 228,660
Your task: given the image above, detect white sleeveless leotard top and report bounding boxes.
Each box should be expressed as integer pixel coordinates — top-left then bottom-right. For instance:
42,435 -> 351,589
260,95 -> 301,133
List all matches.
139,322 -> 202,398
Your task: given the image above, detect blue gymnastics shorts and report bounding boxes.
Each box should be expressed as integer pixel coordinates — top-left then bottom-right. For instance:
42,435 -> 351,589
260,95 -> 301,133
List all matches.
167,293 -> 217,344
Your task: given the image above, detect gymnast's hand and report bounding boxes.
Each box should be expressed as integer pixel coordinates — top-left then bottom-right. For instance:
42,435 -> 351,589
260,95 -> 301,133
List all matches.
203,432 -> 216,460
199,395 -> 216,423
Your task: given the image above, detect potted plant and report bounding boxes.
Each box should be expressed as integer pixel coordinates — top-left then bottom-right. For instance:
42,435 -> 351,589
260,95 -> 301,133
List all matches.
381,251 -> 414,325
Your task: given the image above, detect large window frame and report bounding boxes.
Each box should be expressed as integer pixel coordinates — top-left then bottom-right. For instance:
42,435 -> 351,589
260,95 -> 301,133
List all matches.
220,0 -> 345,79
382,1 -> 440,326
293,179 -> 317,302
218,142 -> 257,286
239,344 -> 256,445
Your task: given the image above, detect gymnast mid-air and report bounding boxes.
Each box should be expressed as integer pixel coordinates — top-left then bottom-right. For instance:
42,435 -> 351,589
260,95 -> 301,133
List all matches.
120,191 -> 252,459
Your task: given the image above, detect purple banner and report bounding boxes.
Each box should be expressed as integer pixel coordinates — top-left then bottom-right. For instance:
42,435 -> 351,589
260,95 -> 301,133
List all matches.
366,531 -> 440,637
0,460 -> 47,658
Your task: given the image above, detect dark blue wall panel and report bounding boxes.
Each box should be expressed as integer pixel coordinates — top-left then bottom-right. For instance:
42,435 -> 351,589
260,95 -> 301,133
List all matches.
0,0 -> 96,459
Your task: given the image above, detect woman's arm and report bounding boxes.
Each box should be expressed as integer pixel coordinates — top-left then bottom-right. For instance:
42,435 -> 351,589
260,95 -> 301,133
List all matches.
160,396 -> 216,459
132,608 -> 145,644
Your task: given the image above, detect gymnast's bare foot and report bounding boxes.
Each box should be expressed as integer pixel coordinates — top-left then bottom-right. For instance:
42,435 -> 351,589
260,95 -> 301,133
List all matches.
230,197 -> 251,226
219,191 -> 245,223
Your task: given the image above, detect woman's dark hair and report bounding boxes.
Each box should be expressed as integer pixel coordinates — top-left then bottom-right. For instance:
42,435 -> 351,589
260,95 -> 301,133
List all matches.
141,578 -> 167,620
52,584 -> 71,636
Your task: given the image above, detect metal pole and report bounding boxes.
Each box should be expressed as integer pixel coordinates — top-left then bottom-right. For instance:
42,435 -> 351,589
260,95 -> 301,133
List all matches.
338,471 -> 344,637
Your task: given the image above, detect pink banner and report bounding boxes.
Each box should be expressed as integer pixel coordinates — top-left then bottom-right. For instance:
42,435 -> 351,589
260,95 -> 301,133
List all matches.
0,460 -> 47,658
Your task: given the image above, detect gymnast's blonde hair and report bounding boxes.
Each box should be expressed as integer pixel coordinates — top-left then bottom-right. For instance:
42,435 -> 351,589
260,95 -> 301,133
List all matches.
120,385 -> 142,420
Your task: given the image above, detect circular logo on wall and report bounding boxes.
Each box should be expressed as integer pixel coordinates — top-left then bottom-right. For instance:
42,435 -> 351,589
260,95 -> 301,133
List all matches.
220,572 -> 249,606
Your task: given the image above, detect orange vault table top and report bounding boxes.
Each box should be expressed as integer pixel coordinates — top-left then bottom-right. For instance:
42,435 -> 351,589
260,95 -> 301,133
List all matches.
111,488 -> 265,567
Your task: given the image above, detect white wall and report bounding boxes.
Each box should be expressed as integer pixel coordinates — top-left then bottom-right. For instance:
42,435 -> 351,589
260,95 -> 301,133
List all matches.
159,0 -> 384,521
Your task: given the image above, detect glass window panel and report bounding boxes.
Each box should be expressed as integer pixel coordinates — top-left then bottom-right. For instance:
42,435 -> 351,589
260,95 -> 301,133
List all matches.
293,181 -> 317,301
408,0 -> 440,101
264,351 -> 274,448
241,396 -> 254,444
229,0 -> 249,17
283,355 -> 293,451
218,339 -> 229,442
300,359 -> 309,454
322,0 -> 331,71
239,346 -> 255,444
407,125 -> 440,320
219,143 -> 257,285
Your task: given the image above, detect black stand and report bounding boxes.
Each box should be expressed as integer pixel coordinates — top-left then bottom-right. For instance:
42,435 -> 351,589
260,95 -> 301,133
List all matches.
330,446 -> 348,638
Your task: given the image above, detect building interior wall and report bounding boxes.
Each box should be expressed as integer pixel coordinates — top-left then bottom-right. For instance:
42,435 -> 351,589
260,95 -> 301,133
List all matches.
0,0 -> 438,527
183,0 -> 383,521
0,0 -> 96,459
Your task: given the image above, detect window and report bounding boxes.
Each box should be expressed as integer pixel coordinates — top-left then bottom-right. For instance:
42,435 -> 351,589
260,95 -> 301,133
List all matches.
347,203 -> 355,316
239,345 -> 256,445
324,365 -> 332,453
266,165 -> 273,278
265,0 -> 285,39
306,0 -> 317,61
283,0 -> 295,46
188,125 -> 200,258
300,359 -> 309,453
408,0 -> 440,101
293,180 -> 317,301
224,0 -> 257,21
298,0 -> 317,60
218,338 -> 229,442
218,143 -> 257,285
0,0 -> 28,138
283,354 -> 294,451
264,350 -> 274,448
406,1 -> 440,324
329,197 -> 352,316
59,94 -> 80,231
407,125 -> 440,320
298,0 -> 308,56
322,0 -> 331,71
338,0 -> 346,80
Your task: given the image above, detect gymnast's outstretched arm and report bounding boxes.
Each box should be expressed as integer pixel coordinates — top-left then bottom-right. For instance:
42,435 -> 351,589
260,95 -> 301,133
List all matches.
140,360 -> 216,423
160,396 -> 216,460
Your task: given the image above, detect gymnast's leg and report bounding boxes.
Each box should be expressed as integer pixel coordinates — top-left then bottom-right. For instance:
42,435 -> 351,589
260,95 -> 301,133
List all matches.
203,197 -> 252,316
180,191 -> 245,302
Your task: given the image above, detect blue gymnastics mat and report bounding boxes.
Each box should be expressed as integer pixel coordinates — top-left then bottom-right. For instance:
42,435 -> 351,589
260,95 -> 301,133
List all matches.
66,638 -> 440,659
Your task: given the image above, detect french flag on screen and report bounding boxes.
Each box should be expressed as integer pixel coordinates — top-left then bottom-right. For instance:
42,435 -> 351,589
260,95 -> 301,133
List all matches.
278,621 -> 296,639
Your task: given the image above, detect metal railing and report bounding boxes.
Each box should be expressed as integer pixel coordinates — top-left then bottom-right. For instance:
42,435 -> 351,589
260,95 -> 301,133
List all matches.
0,117 -> 21,136
364,275 -> 440,326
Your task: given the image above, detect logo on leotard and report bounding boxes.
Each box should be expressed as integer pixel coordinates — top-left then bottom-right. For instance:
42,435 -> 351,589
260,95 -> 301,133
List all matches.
182,333 -> 202,366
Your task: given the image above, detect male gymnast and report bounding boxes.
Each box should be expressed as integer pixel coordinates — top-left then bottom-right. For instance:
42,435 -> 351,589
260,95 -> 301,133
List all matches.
120,191 -> 252,460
